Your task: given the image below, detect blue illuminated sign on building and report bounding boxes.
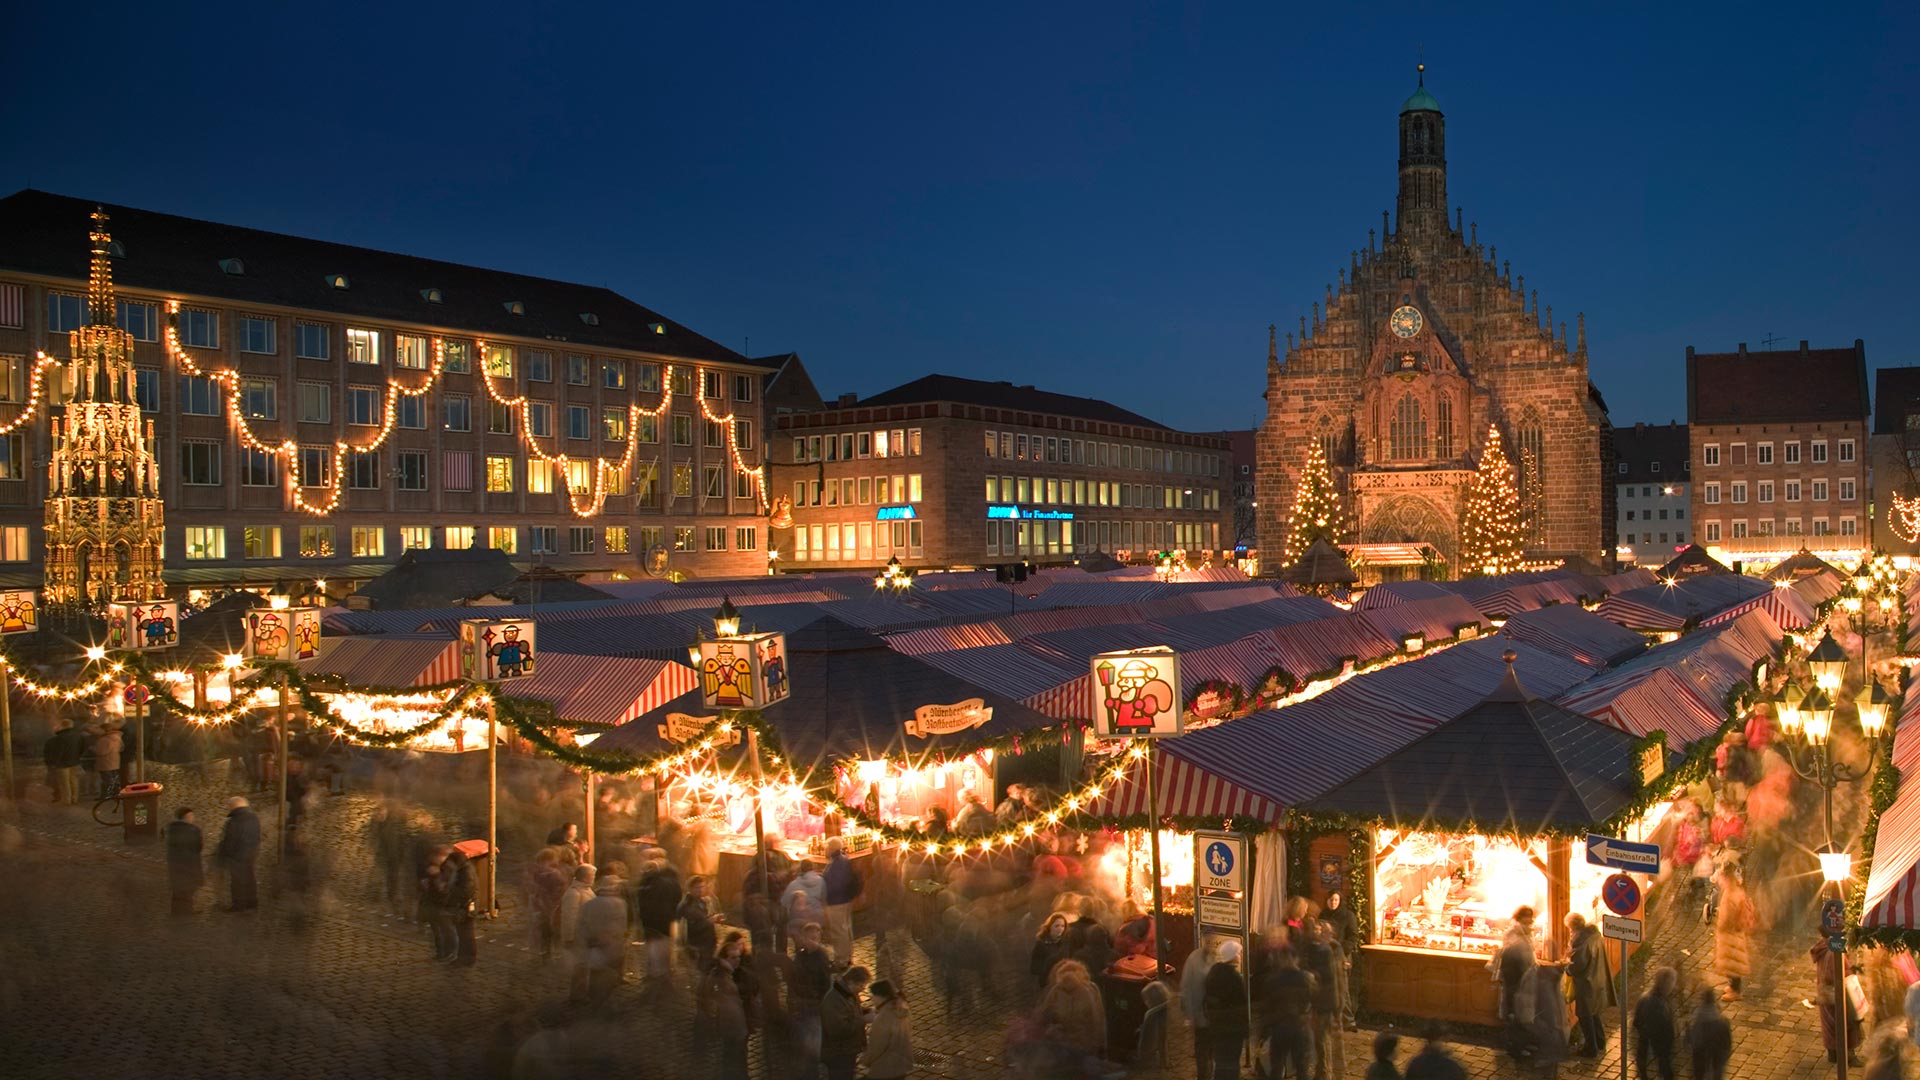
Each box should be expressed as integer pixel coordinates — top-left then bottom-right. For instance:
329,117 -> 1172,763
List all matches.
874,505 -> 917,521
986,505 -> 1074,521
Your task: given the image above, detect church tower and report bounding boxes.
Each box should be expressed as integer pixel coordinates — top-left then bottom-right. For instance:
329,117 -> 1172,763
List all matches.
42,209 -> 166,610
1395,64 -> 1448,241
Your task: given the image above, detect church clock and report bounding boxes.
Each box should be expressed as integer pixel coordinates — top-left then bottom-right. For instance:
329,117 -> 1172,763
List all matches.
1389,305 -> 1423,338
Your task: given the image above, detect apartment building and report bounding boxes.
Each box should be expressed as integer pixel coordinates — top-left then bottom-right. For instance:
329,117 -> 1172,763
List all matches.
1686,341 -> 1869,567
0,190 -> 775,594
771,375 -> 1232,570
1871,366 -> 1920,554
1611,421 -> 1690,566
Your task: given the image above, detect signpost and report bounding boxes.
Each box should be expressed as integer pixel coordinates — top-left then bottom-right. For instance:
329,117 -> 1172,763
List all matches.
1195,830 -> 1253,1069
459,619 -> 538,916
1589,835 -> 1659,1080
1092,647 -> 1183,986
0,589 -> 36,798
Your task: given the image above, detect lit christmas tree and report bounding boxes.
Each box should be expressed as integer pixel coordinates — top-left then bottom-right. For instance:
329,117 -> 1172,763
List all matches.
1283,440 -> 1350,565
1458,425 -> 1527,576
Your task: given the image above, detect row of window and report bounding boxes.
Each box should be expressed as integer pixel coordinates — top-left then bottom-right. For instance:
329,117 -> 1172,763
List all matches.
1619,531 -> 1688,547
986,518 -> 1217,558
45,295 -> 757,400
1701,478 -> 1857,504
1699,518 -> 1857,542
795,474 -> 922,508
984,475 -> 1219,512
984,428 -> 1222,477
180,522 -> 759,561
1701,439 -> 1854,467
790,520 -> 926,562
795,428 -> 922,462
1623,508 -> 1686,521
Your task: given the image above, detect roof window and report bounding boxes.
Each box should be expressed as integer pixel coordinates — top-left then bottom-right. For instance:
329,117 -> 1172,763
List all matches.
504,301 -> 526,316
578,312 -> 600,326
219,258 -> 245,276
325,274 -> 349,290
647,322 -> 666,335
421,288 -> 443,304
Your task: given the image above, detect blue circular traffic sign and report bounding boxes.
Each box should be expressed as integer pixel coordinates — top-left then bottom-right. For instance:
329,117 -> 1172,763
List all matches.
1602,873 -> 1641,916
1204,841 -> 1236,878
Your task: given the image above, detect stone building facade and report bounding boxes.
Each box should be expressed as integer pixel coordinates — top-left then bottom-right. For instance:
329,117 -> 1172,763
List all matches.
1611,421 -> 1690,566
1256,74 -> 1612,574
1871,366 -> 1920,555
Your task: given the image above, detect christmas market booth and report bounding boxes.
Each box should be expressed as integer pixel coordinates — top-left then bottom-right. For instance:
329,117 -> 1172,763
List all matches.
1302,652 -> 1680,1027
593,615 -> 1071,910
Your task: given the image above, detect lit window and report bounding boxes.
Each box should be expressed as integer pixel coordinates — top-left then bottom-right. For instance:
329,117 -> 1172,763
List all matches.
396,334 -> 429,370
239,315 -> 275,355
117,300 -> 159,342
442,341 -> 472,373
488,526 -> 518,554
240,376 -> 276,419
444,526 -> 475,550
909,474 -> 923,502
528,460 -> 555,494
605,526 -> 629,553
299,526 -> 335,558
243,526 -> 281,559
350,527 -> 385,557
565,459 -> 590,494
603,408 -> 627,441
671,368 -> 692,396
346,327 -> 380,365
672,463 -> 693,498
673,527 -> 695,551
400,526 -> 432,551
486,455 -> 515,493
183,526 -> 226,560
604,360 -> 627,390
296,324 -> 330,360
484,345 -> 514,378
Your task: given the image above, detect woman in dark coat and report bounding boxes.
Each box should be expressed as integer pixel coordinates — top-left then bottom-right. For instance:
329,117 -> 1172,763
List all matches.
164,807 -> 204,916
1566,913 -> 1616,1057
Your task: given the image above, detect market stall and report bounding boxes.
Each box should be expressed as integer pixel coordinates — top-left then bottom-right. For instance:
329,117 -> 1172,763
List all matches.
1303,654 -> 1680,1026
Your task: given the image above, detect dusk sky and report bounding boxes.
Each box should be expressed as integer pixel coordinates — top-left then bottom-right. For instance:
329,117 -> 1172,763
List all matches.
7,3 -> 1913,431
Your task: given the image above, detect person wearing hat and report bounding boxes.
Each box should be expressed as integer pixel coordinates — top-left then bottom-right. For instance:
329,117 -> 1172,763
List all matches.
1202,938 -> 1249,1080
91,719 -> 124,800
859,980 -> 913,1080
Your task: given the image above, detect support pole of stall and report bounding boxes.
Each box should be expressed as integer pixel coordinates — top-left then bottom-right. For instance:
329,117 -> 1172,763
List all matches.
132,695 -> 145,784
486,693 -> 499,918
746,719 -> 770,911
1144,737 -> 1167,980
0,662 -> 12,799
584,770 -> 597,863
276,680 -> 290,859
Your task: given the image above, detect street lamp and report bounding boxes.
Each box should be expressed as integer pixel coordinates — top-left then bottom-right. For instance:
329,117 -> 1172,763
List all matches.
874,555 -> 913,594
687,628 -> 705,667
1808,632 -> 1848,694
1777,684 -> 1805,738
1818,843 -> 1854,888
713,597 -> 741,638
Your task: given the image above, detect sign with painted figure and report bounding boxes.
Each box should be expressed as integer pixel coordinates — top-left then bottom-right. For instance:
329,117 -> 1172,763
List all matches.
106,600 -> 179,651
698,631 -> 789,710
245,607 -> 322,661
0,589 -> 37,634
1091,647 -> 1182,737
460,619 -> 536,681
905,698 -> 992,738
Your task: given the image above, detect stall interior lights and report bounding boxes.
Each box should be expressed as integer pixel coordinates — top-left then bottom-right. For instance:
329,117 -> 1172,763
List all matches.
163,305 -> 764,519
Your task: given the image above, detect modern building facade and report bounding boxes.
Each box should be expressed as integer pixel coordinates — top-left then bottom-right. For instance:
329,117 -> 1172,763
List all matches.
1610,422 -> 1690,566
771,375 -> 1231,571
0,190 -> 777,596
1257,72 -> 1614,575
1686,341 -> 1869,567
1870,366 -> 1920,554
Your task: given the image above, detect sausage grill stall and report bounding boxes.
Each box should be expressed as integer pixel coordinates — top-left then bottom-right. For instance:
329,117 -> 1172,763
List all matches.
1302,653 -> 1677,1025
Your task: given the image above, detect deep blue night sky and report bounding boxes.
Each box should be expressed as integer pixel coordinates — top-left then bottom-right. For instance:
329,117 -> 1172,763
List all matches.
5,3 -> 1913,431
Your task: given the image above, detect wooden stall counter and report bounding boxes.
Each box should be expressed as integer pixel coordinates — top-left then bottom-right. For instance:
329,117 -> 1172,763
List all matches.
1359,944 -> 1501,1026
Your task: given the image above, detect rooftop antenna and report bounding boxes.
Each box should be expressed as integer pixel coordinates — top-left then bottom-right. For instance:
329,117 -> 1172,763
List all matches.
1760,331 -> 1785,350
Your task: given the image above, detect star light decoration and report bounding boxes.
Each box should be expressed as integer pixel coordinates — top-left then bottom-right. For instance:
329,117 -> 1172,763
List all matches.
1888,492 -> 1920,545
162,307 -> 766,518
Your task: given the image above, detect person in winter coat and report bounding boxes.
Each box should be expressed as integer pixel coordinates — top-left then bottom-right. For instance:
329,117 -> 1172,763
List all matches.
1323,890 -> 1360,1023
789,921 -> 835,1080
443,849 -> 478,966
575,872 -> 627,1006
163,807 -> 204,916
91,721 -> 124,799
952,792 -> 994,835
1114,903 -> 1156,958
1497,907 -> 1539,1058
1404,1027 -> 1469,1080
822,837 -> 862,965
527,848 -> 569,960
1713,867 -> 1755,1000
819,965 -> 872,1080
42,719 -> 85,804
1180,942 -> 1215,1080
860,980 -> 913,1080
678,874 -> 718,970
1257,946 -> 1314,1080
636,855 -> 683,984
1201,940 -> 1250,1080
1032,913 -> 1071,988
368,801 -> 409,911
558,863 -> 595,953
699,933 -> 751,1080
1632,966 -> 1679,1080
1566,913 -> 1616,1057
1037,958 -> 1107,1061
1686,989 -> 1733,1080
781,862 -> 827,941
1861,1032 -> 1907,1080
214,796 -> 262,911
1812,936 -> 1863,1065
1306,918 -> 1346,1077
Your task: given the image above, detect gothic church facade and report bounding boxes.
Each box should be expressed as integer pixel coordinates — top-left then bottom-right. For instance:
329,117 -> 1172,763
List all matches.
1256,73 -> 1612,574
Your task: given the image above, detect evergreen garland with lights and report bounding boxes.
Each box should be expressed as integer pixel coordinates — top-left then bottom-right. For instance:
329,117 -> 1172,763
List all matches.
1457,426 -> 1527,576
1283,440 -> 1350,565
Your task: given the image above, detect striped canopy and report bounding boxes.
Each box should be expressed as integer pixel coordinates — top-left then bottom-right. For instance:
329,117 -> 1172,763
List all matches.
507,653 -> 698,727
294,635 -> 461,687
1860,710 -> 1920,931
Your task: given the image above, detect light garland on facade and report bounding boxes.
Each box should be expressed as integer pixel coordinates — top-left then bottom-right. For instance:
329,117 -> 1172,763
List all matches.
1,354 -> 68,437
1890,493 -> 1920,544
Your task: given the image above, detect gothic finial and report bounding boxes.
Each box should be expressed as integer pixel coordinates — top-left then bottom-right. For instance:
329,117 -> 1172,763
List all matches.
1268,324 -> 1277,364
1338,268 -> 1346,289
1470,221 -> 1478,247
1382,210 -> 1391,239
1559,321 -> 1567,348
1577,312 -> 1587,353
1455,207 -> 1463,234
87,206 -> 116,327
1325,284 -> 1333,308
1530,289 -> 1539,320
1299,315 -> 1308,342
1417,59 -> 1426,88
1312,301 -> 1321,328
1286,331 -> 1295,352
1368,228 -> 1376,252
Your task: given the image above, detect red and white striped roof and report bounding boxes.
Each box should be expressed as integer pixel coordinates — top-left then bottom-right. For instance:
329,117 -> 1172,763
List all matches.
295,635 -> 461,687
507,653 -> 698,727
1860,719 -> 1920,931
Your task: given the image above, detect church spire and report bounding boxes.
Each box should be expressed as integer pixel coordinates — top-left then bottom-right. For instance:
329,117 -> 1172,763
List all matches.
1396,64 -> 1447,240
1268,324 -> 1277,364
87,207 -> 116,327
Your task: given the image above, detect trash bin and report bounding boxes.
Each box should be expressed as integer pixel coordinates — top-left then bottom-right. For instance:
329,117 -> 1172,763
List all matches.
118,781 -> 164,843
454,838 -> 492,913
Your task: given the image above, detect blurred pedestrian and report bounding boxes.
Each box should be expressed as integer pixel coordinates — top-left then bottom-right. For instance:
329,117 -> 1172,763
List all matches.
527,847 -> 568,961
91,720 -> 124,799
1566,912 -> 1615,1057
368,801 -> 409,912
575,869 -> 628,1006
1713,865 -> 1754,1001
1257,946 -> 1313,1080
952,792 -> 993,835
637,852 -> 683,987
215,796 -> 261,911
1497,906 -> 1539,1059
1036,957 -> 1106,1062
1202,939 -> 1248,1080
823,836 -> 862,966
790,921 -> 834,1080
861,980 -> 913,1080
422,846 -> 456,959
1366,1032 -> 1402,1080
820,964 -> 872,1080
1632,966 -> 1678,1080
1404,1026 -> 1467,1080
164,806 -> 203,916
1323,890 -> 1359,1023
1180,940 -> 1214,1080
559,863 -> 594,954
1812,936 -> 1862,1066
678,874 -> 717,974
1687,989 -> 1732,1080
1307,919 -> 1345,1078
699,933 -> 752,1080
1862,1031 -> 1906,1080
782,860 -> 827,947
444,848 -> 478,967
42,719 -> 83,804
1033,912 -> 1071,988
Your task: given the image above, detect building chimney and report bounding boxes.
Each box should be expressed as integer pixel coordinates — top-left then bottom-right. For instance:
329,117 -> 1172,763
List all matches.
1737,343 -> 1748,357
837,392 -> 857,407
1800,341 -> 1809,356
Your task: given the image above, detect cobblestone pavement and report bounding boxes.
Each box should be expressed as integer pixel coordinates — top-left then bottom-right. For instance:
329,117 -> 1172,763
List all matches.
0,758 -> 1897,1079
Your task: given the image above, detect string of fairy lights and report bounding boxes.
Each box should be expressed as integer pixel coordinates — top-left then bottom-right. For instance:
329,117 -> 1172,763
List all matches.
160,305 -> 767,519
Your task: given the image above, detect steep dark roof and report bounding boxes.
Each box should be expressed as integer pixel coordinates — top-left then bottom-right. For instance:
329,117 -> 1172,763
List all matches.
1611,422 -> 1689,485
1285,538 -> 1359,588
351,548 -> 607,609
0,189 -> 764,367
759,352 -> 826,414
1686,341 -> 1868,426
856,374 -> 1171,430
1657,543 -> 1733,579
1304,663 -> 1659,833
1874,366 -> 1920,436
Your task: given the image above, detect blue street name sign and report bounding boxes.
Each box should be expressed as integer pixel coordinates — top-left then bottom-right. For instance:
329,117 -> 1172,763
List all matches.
1585,833 -> 1660,873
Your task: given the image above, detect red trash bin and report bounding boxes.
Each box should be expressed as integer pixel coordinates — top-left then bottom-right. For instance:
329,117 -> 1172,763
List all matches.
118,781 -> 163,843
454,839 -> 492,913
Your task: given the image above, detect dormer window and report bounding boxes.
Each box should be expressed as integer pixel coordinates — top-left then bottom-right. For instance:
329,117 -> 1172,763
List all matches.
325,274 -> 349,290
1651,461 -> 1661,473
219,258 -> 245,276
421,288 -> 443,304
578,313 -> 600,326
503,301 -> 525,316
647,322 -> 665,335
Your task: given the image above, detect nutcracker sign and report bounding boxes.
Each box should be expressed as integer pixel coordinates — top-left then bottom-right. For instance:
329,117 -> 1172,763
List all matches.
0,589 -> 38,635
698,631 -> 790,711
460,619 -> 537,681
1090,647 -> 1182,738
245,607 -> 323,661
107,600 -> 180,652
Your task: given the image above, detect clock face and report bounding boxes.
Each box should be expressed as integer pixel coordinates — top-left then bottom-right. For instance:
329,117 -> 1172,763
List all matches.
1390,305 -> 1423,338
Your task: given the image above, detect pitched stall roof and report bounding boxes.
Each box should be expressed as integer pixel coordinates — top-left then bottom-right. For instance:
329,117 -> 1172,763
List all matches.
506,654 -> 697,727
1499,605 -> 1649,668
294,635 -> 462,687
1597,574 -> 1772,631
1859,710 -> 1920,931
0,189 -> 760,367
1687,342 -> 1869,426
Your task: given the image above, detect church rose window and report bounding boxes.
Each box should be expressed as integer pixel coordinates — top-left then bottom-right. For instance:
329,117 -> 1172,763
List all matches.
1390,391 -> 1427,461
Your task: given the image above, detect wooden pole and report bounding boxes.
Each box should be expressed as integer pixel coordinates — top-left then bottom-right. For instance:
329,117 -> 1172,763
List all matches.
1145,738 -> 1167,980
487,695 -> 498,917
276,681 -> 290,859
132,695 -> 145,784
584,770 -> 597,863
746,720 -> 769,908
0,663 -> 12,800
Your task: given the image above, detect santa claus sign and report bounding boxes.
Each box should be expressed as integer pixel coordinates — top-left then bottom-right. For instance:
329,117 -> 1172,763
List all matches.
1090,647 -> 1182,738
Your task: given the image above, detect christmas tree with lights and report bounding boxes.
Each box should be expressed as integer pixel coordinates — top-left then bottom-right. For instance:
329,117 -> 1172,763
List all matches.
1283,440 -> 1350,565
1458,425 -> 1526,576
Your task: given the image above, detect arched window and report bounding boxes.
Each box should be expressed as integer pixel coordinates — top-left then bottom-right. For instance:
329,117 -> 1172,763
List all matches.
1434,396 -> 1454,459
1316,415 -> 1338,464
1517,409 -> 1546,543
1390,392 -> 1427,461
